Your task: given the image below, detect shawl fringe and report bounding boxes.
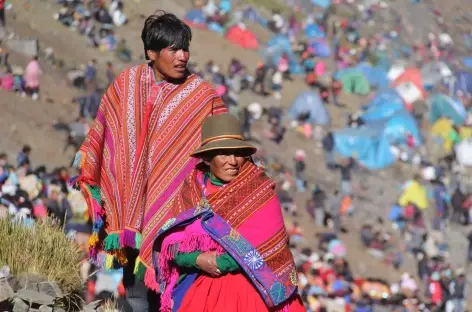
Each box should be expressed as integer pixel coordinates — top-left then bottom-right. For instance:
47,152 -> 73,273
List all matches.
134,257 -> 160,292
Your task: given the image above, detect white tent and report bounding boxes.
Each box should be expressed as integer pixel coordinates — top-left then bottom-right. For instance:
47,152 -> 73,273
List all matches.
455,138 -> 472,167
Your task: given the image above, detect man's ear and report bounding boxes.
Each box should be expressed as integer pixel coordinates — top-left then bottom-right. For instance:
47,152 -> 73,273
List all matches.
147,50 -> 158,61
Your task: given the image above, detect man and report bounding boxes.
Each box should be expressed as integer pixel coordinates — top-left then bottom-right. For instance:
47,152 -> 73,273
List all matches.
16,145 -> 31,168
105,61 -> 115,86
83,59 -> 97,91
73,12 -> 226,311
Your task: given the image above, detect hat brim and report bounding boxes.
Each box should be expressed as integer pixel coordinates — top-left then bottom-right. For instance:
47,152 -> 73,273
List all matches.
191,138 -> 257,157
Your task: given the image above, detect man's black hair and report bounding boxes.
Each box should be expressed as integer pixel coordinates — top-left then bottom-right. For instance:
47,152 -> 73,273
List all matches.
141,11 -> 192,60
22,145 -> 31,153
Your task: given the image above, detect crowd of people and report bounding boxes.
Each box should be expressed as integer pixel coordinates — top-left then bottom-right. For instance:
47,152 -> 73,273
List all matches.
0,53 -> 43,100
54,0 -> 131,61
1,0 -> 472,311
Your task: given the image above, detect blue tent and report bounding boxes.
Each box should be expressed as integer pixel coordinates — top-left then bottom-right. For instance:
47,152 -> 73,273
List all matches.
366,111 -> 423,146
334,112 -> 422,169
264,35 -> 304,74
184,9 -> 207,27
288,91 -> 329,125
355,62 -> 389,89
463,57 -> 472,69
429,93 -> 467,125
333,127 -> 395,169
311,0 -> 331,8
361,89 -> 405,121
310,40 -> 330,58
304,23 -> 325,39
446,71 -> 472,96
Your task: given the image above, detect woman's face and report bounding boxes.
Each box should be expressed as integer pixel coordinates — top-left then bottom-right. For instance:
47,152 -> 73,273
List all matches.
209,150 -> 247,183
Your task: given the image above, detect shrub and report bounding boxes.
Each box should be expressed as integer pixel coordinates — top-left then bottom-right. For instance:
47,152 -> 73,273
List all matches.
0,218 -> 83,293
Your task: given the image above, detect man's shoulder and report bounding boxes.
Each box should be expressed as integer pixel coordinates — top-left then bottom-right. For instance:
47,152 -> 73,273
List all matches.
183,74 -> 218,94
116,63 -> 149,78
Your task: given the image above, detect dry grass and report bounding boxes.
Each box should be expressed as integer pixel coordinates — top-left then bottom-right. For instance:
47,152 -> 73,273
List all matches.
0,218 -> 83,293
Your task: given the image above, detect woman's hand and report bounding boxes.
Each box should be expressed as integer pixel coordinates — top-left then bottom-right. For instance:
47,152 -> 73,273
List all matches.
196,251 -> 221,277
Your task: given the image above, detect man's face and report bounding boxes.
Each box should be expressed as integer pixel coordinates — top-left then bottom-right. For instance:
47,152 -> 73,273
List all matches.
150,47 -> 190,80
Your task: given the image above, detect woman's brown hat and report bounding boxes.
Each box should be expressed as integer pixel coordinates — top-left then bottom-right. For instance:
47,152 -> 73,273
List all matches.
191,113 -> 257,157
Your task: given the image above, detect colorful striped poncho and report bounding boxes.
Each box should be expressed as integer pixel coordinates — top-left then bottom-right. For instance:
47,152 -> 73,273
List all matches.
72,63 -> 226,289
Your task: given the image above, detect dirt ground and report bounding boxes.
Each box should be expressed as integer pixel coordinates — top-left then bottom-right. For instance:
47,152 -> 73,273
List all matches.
2,0 -> 472,297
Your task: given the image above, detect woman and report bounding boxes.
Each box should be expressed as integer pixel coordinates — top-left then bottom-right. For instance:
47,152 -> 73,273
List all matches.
152,114 -> 304,312
23,56 -> 42,100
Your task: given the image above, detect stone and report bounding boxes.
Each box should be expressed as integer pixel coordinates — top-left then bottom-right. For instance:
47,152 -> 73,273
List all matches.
53,309 -> 65,312
38,282 -> 62,298
15,289 -> 54,306
12,297 -> 29,312
38,305 -> 53,312
0,277 -> 14,303
17,275 -> 47,291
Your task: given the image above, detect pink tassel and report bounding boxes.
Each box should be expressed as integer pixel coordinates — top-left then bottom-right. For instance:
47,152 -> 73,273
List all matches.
177,233 -> 224,254
144,268 -> 160,292
160,268 -> 179,312
120,229 -> 136,248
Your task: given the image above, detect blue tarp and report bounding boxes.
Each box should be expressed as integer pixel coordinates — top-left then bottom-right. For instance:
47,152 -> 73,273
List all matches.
334,112 -> 422,169
288,91 -> 330,125
309,40 -> 330,58
355,62 -> 389,89
264,35 -> 304,74
304,23 -> 325,39
184,9 -> 206,26
311,0 -> 331,8
333,127 -> 395,169
361,89 -> 405,121
446,71 -> 472,96
429,93 -> 467,125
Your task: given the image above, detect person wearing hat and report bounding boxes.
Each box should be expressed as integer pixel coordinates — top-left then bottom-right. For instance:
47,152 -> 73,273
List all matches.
448,268 -> 466,312
152,113 -> 304,312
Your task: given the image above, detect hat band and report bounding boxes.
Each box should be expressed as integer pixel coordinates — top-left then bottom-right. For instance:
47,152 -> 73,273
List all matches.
201,134 -> 245,146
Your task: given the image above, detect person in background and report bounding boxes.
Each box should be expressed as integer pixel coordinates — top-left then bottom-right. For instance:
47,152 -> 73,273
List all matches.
84,59 -> 97,91
294,150 -> 306,193
331,77 -> 343,107
448,269 -> 466,312
105,61 -> 115,86
0,0 -> 5,27
252,62 -> 268,96
271,70 -> 283,100
312,185 -> 326,227
336,157 -> 354,195
328,189 -> 342,233
16,145 -> 31,168
322,132 -> 336,169
23,56 -> 42,100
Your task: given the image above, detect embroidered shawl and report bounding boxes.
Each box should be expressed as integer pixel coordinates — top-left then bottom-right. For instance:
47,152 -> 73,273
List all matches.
152,162 -> 298,307
72,63 -> 227,282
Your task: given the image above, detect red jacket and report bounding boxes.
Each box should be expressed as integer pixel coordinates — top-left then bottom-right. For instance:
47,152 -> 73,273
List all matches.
0,0 -> 4,10
429,281 -> 442,305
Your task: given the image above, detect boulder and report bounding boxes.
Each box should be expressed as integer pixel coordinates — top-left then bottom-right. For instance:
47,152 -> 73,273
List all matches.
39,305 -> 53,312
38,282 -> 62,298
0,277 -> 14,303
5,38 -> 39,58
15,289 -> 54,306
17,275 -> 47,291
12,297 -> 29,312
